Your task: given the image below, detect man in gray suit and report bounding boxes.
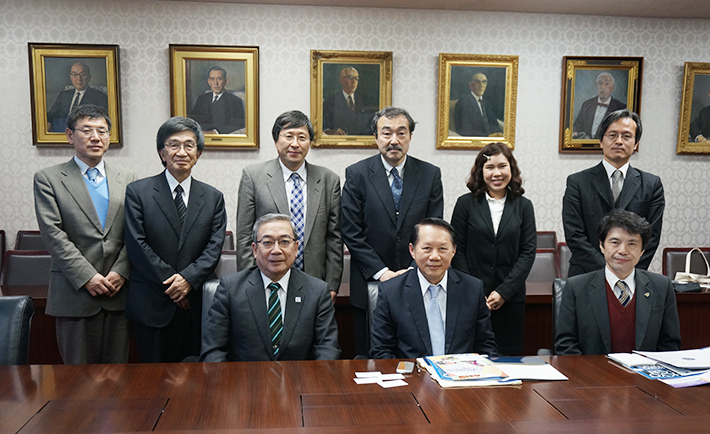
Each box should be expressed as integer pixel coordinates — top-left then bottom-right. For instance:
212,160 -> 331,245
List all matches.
34,104 -> 134,364
201,213 -> 340,361
236,110 -> 342,299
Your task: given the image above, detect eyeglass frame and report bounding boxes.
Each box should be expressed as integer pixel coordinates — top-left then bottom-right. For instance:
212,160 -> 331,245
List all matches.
73,127 -> 110,139
254,236 -> 297,249
279,133 -> 311,145
163,140 -> 198,152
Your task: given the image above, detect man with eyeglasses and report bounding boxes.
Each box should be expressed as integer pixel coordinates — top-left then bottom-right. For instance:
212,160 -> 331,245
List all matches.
47,61 -> 109,132
236,110 -> 342,301
323,66 -> 374,135
454,72 -> 503,137
563,109 -> 664,277
201,213 -> 340,361
34,104 -> 135,364
124,116 -> 226,362
188,65 -> 245,135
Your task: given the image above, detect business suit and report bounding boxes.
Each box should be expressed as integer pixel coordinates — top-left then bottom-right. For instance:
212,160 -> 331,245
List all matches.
200,266 -> 340,361
370,268 -> 497,359
572,96 -> 626,139
235,158 -> 343,293
454,92 -> 501,137
341,154 -> 443,355
46,87 -> 109,132
322,90 -> 373,135
189,91 -> 245,134
450,193 -> 536,355
124,172 -> 226,362
690,105 -> 710,141
33,158 -> 134,363
554,269 -> 681,355
563,162 -> 664,276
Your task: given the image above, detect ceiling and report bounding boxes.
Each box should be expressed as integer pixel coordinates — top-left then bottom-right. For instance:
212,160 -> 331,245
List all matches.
158,0 -> 710,19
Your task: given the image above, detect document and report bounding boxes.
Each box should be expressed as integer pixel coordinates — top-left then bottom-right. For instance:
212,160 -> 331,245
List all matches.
635,348 -> 710,370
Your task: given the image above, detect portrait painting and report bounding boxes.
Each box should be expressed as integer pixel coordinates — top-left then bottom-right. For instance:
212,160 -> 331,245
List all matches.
559,56 -> 643,153
28,43 -> 121,147
677,62 -> 710,154
437,53 -> 518,150
310,50 -> 392,148
170,45 -> 259,149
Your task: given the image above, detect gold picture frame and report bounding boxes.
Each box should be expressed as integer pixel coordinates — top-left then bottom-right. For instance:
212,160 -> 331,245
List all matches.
559,56 -> 643,153
170,44 -> 259,149
437,53 -> 518,150
677,62 -> 710,154
310,50 -> 392,148
28,43 -> 122,147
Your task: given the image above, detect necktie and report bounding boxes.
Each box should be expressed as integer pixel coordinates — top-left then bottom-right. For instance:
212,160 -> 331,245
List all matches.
347,95 -> 355,112
70,91 -> 82,113
616,280 -> 631,307
479,97 -> 490,134
611,170 -> 623,203
267,282 -> 283,356
86,167 -> 99,186
390,168 -> 402,212
174,184 -> 187,225
426,284 -> 445,356
289,173 -> 305,270
212,94 -> 219,103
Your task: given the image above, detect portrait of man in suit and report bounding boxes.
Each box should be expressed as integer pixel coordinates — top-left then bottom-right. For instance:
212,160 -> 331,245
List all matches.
370,218 -> 497,359
341,106 -> 444,357
124,116 -> 227,363
572,71 -> 628,140
563,109 -> 664,277
454,72 -> 504,137
188,65 -> 245,134
322,65 -> 377,136
46,61 -> 109,132
690,84 -> 710,142
236,110 -> 343,299
34,104 -> 134,364
555,209 -> 681,355
201,213 -> 340,362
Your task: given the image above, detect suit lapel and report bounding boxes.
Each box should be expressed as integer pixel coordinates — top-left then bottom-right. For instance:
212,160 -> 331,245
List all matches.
634,271 -> 653,349
587,270 -> 612,353
444,271 -> 462,353
304,163 -> 323,246
591,163 -> 614,208
397,157 -> 424,232
60,160 -> 103,232
404,272 -> 433,356
474,194 -> 496,238
180,180 -> 206,249
245,270 -> 274,360
151,174 -> 182,240
617,166 -> 641,209
280,270 -> 305,359
367,156 -> 397,225
497,197 -> 515,240
265,158 -> 290,214
103,163 -> 123,234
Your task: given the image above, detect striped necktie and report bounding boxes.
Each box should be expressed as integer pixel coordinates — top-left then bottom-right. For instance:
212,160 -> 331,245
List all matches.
174,184 -> 186,226
616,280 -> 631,307
268,282 -> 283,356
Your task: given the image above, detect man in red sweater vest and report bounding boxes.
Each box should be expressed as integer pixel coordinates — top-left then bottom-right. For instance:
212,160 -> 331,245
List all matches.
555,209 -> 681,355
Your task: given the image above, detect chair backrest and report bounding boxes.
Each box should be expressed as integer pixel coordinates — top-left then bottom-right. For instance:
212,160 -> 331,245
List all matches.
558,242 -> 572,279
1,250 -> 52,290
551,278 -> 567,354
14,230 -> 46,251
0,296 -> 35,365
215,250 -> 237,278
526,249 -> 560,283
223,230 -> 235,251
663,247 -> 710,277
536,231 -> 558,250
0,230 -> 5,283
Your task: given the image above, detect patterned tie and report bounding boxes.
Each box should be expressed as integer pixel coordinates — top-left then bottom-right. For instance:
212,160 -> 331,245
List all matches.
611,170 -> 623,203
616,280 -> 631,307
70,91 -> 82,113
289,173 -> 305,270
267,282 -> 283,356
347,95 -> 355,112
173,184 -> 187,226
426,284 -> 445,356
86,167 -> 99,186
390,168 -> 402,213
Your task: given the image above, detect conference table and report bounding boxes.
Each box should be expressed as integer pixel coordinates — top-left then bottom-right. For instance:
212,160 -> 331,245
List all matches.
2,355 -> 710,434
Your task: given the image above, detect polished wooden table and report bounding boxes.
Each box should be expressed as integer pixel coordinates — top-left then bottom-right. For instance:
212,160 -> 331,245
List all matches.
2,356 -> 710,434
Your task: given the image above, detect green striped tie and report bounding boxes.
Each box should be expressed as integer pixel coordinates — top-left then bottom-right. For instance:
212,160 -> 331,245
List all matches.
267,282 -> 283,356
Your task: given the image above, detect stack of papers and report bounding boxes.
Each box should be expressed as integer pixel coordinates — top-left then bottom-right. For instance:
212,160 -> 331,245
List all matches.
608,348 -> 710,387
419,353 -> 525,388
353,371 -> 408,388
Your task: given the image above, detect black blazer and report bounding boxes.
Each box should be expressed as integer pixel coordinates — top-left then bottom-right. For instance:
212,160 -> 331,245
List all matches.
453,92 -> 501,137
189,91 -> 245,134
370,268 -> 497,359
322,90 -> 373,135
572,96 -> 627,139
690,105 -> 710,140
563,162 -> 664,276
451,193 -> 536,303
124,172 -> 227,328
46,87 -> 109,132
341,154 -> 444,309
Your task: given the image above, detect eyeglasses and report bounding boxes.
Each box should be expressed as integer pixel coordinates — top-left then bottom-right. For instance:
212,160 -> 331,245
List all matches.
164,141 -> 197,152
279,133 -> 310,145
74,127 -> 109,138
604,132 -> 635,142
70,72 -> 88,78
255,237 -> 296,249
342,75 -> 359,81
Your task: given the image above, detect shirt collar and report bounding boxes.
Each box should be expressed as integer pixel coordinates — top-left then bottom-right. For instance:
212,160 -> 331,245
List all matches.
602,158 -> 630,179
605,265 -> 636,292
73,155 -> 105,178
260,268 -> 292,293
380,154 -> 407,176
485,191 -> 507,204
279,158 -> 307,183
342,90 -> 354,100
164,169 -> 192,194
417,268 -> 448,297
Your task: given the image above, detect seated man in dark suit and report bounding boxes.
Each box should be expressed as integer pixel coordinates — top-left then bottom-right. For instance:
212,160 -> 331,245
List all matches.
572,72 -> 627,140
555,209 -> 681,355
46,62 -> 109,132
370,217 -> 497,359
188,65 -> 245,134
322,66 -> 373,135
201,213 -> 340,361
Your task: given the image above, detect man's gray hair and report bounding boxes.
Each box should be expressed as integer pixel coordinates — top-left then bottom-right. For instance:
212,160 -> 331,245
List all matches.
252,213 -> 296,242
596,72 -> 615,86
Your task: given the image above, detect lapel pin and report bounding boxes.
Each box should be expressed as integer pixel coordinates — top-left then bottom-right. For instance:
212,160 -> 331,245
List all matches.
644,292 -> 650,298
295,297 -> 302,303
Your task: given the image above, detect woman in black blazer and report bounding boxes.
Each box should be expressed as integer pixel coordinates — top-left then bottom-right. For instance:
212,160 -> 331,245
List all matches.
451,142 -> 536,355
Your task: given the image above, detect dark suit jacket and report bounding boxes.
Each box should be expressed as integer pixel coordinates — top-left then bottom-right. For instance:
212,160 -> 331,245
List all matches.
370,268 -> 497,359
235,158 -> 343,293
189,91 -> 245,134
451,193 -> 536,303
46,87 -> 109,132
34,159 -> 134,317
690,105 -> 710,140
200,266 -> 340,361
563,162 -> 664,276
341,154 -> 444,309
572,96 -> 626,139
124,172 -> 227,328
554,269 -> 681,355
453,92 -> 501,137
322,90 -> 373,135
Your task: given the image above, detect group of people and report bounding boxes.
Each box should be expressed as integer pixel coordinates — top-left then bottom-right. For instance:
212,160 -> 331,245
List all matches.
33,100 -> 680,366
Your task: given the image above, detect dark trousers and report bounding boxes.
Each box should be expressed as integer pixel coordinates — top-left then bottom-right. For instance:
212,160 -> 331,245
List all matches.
133,307 -> 200,363
490,300 -> 525,356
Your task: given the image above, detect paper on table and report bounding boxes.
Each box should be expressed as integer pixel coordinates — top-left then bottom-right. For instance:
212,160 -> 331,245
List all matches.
608,353 -> 658,368
353,372 -> 404,384
355,372 -> 382,378
635,348 -> 710,370
378,379 -> 408,388
494,363 -> 568,381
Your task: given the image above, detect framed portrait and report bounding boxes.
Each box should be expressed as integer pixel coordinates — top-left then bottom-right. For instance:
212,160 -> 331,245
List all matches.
28,43 -> 122,147
310,50 -> 392,148
559,56 -> 643,153
170,44 -> 259,149
437,53 -> 518,150
677,62 -> 710,154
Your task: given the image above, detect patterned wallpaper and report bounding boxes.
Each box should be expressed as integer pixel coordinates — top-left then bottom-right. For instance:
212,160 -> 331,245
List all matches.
2,0 -> 710,271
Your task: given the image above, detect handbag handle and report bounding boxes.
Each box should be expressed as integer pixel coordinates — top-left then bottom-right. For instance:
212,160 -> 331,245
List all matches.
685,248 -> 710,275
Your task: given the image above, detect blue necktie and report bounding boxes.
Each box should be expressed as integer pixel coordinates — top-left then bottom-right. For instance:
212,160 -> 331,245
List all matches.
390,168 -> 402,212
289,173 -> 305,270
427,284 -> 445,356
86,167 -> 99,185
268,282 -> 283,356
